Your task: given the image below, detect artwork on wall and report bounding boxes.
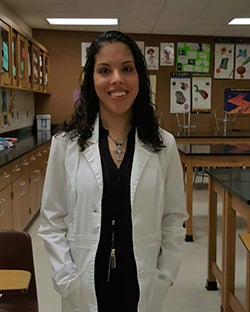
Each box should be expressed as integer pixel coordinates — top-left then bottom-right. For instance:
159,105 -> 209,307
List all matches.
170,73 -> 191,113
149,75 -> 157,106
224,88 -> 250,114
192,76 -> 212,112
234,44 -> 250,80
214,43 -> 234,79
81,42 -> 91,67
176,42 -> 210,73
136,41 -> 145,55
145,46 -> 159,70
160,43 -> 174,66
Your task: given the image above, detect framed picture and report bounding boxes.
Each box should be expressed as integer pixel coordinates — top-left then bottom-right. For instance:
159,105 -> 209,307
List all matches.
145,46 -> 159,70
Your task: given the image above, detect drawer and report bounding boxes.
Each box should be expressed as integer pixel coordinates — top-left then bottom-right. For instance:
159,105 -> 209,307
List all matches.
11,156 -> 29,182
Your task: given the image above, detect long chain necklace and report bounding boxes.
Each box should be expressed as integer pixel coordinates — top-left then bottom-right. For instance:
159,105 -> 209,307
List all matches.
108,134 -> 128,162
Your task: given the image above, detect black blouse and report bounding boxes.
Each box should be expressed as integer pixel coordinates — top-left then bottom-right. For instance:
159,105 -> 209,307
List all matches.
94,121 -> 140,312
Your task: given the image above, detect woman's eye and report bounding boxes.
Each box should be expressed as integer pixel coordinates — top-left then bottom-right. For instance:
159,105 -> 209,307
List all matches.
123,66 -> 134,72
98,67 -> 110,74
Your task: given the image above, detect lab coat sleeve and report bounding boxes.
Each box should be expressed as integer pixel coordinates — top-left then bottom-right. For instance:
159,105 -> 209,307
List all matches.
38,134 -> 81,298
158,133 -> 188,284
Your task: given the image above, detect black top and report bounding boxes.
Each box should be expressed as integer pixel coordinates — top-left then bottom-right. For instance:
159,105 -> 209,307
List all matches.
94,122 -> 139,312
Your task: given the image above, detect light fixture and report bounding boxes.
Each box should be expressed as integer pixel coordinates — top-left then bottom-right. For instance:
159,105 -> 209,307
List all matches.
228,18 -> 250,25
46,18 -> 118,26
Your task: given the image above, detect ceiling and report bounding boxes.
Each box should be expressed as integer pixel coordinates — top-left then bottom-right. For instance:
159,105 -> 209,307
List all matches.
2,0 -> 250,37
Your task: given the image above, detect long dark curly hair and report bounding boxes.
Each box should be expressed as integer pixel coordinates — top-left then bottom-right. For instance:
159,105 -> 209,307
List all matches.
60,30 -> 164,152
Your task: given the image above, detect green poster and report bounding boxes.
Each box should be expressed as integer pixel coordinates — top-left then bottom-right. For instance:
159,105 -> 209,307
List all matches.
176,42 -> 210,73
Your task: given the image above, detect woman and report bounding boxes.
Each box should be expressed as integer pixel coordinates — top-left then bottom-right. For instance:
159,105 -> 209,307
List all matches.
38,30 -> 187,312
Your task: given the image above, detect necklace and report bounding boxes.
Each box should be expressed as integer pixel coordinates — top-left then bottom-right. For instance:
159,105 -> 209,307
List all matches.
108,134 -> 128,162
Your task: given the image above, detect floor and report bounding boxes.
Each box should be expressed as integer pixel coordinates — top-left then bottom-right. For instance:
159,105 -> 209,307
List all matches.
28,175 -> 248,312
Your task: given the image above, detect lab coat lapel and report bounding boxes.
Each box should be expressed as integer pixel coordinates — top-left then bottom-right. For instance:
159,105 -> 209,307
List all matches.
83,118 -> 103,193
131,133 -> 152,204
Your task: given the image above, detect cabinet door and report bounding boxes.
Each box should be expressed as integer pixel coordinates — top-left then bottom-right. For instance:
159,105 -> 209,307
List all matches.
0,20 -> 12,86
0,164 -> 11,190
11,28 -> 18,87
17,33 -> 29,88
12,173 -> 30,230
0,185 -> 12,230
43,52 -> 50,92
29,162 -> 44,216
31,43 -> 43,91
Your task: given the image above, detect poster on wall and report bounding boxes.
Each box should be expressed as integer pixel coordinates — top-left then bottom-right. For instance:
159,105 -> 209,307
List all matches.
234,44 -> 250,80
224,88 -> 250,114
145,46 -> 159,70
136,41 -> 145,55
160,43 -> 174,66
214,43 -> 234,79
149,75 -> 157,106
176,42 -> 210,73
192,76 -> 212,112
81,42 -> 91,67
170,73 -> 191,113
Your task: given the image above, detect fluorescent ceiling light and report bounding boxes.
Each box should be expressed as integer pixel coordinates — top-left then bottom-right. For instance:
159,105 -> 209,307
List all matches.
228,18 -> 250,25
46,18 -> 118,26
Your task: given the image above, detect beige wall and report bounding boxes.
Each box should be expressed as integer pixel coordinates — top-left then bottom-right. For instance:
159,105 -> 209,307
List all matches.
33,29 -> 250,132
0,2 -> 32,36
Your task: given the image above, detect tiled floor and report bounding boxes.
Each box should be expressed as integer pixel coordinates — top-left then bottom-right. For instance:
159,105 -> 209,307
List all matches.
28,177 -> 247,312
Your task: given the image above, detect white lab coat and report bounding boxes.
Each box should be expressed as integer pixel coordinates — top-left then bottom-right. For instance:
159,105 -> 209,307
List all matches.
38,117 -> 187,312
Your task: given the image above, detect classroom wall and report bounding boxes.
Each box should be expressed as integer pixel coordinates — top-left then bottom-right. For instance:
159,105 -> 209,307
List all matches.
0,2 -> 32,36
33,29 -> 250,132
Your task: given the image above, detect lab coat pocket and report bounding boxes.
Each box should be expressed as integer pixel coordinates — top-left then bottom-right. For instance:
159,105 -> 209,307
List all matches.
146,270 -> 171,312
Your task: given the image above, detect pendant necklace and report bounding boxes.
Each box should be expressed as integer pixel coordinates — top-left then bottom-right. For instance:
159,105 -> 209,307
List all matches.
108,134 -> 128,162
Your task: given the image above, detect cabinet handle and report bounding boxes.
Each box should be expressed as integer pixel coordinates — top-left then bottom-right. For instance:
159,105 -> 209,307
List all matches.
30,155 -> 36,161
34,169 -> 41,182
22,160 -> 29,166
14,164 -> 21,172
3,171 -> 11,179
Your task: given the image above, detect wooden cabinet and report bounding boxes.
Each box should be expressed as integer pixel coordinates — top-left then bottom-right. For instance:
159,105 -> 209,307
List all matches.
28,145 -> 47,217
0,20 -> 12,86
0,17 -> 50,93
17,33 -> 29,89
12,172 -> 29,230
0,141 -> 50,231
43,52 -> 50,92
0,165 -> 12,230
0,185 -> 12,230
31,44 -> 42,91
11,28 -> 18,87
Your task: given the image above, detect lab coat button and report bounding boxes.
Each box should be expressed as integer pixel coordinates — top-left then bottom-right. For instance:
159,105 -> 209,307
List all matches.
139,270 -> 144,276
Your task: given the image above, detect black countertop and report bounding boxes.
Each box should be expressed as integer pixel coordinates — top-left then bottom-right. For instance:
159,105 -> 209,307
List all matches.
174,130 -> 250,138
0,127 -> 52,168
205,168 -> 250,205
177,143 -> 250,155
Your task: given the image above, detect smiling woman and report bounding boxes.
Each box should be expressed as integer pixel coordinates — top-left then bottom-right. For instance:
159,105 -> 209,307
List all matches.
38,30 -> 188,312
94,42 -> 139,127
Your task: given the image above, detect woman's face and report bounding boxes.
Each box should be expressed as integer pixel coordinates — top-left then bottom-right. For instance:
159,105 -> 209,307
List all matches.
93,42 -> 139,118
